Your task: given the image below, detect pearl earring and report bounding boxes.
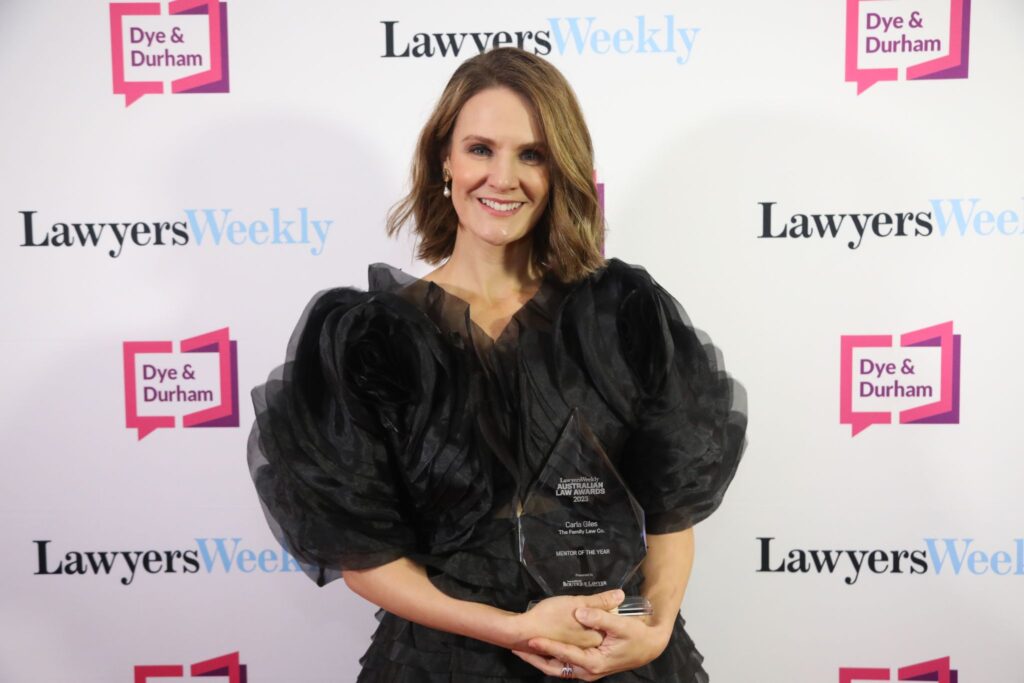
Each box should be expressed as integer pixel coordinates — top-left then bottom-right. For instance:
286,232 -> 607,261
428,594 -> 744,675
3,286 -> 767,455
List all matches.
442,168 -> 452,198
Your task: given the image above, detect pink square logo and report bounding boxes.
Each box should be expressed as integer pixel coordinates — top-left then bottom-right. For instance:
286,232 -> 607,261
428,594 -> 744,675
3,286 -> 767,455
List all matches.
840,321 -> 961,436
135,652 -> 247,682
845,0 -> 971,94
123,327 -> 239,440
110,0 -> 230,106
840,656 -> 958,682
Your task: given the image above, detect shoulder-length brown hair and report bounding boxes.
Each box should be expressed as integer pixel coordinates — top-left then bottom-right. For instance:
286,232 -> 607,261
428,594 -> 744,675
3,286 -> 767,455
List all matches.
385,47 -> 605,283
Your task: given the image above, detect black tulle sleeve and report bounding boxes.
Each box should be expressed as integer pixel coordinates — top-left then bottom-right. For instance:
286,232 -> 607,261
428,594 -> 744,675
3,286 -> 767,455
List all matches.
247,288 -> 425,585
611,262 -> 746,534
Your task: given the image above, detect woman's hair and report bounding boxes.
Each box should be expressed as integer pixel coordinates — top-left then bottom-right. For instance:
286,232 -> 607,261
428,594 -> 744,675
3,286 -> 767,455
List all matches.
386,47 -> 605,283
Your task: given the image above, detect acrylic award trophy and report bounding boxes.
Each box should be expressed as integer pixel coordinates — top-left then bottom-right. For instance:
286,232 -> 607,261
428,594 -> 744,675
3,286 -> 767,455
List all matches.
517,407 -> 653,616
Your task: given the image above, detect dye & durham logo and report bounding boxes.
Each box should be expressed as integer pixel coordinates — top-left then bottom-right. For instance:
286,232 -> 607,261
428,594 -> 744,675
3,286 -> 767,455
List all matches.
123,328 -> 239,440
840,656 -> 958,682
756,198 -> 1024,249
381,14 -> 701,65
135,651 -> 247,682
17,208 -> 333,257
758,537 -> 1024,584
110,0 -> 230,106
846,0 -> 971,94
34,538 -> 303,585
840,322 -> 960,437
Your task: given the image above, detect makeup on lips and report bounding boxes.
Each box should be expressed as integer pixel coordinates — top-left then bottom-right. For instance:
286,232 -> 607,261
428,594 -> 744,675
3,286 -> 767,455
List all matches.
477,196 -> 526,216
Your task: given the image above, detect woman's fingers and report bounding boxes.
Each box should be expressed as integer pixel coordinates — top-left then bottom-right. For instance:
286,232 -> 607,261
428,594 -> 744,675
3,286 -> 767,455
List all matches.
573,628 -> 605,649
527,637 -> 603,674
580,588 -> 625,612
574,606 -> 629,636
512,650 -> 600,681
512,649 -> 559,674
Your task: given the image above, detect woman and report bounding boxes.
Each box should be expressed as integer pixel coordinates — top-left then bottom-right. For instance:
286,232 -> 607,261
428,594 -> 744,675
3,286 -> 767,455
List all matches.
248,47 -> 745,681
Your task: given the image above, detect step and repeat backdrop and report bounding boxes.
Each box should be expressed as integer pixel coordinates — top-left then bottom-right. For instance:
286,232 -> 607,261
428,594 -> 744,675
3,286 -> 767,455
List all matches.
2,1 -> 1022,681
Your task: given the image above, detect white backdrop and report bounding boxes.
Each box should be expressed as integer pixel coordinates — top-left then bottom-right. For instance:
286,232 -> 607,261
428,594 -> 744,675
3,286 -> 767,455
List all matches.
2,1 -> 1022,681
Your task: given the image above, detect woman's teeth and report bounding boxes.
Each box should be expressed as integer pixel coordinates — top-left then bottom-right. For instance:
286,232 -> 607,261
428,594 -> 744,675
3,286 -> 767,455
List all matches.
479,198 -> 523,212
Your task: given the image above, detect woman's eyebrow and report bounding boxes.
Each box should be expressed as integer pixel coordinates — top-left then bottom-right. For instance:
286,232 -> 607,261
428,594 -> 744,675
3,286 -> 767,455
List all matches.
460,134 -> 543,149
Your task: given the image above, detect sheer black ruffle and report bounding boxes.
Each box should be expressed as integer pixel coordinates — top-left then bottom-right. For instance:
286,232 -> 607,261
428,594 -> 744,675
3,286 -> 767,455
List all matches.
247,258 -> 746,680
554,259 -> 746,533
248,286 -> 489,585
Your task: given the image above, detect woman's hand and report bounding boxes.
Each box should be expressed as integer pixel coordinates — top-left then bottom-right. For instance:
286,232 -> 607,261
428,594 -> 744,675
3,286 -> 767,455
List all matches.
509,589 -> 626,652
342,559 -> 628,653
512,530 -> 695,678
512,607 -> 672,681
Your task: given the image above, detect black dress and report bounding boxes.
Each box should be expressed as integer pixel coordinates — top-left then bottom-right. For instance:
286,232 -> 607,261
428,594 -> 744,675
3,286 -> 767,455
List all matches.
248,258 -> 746,682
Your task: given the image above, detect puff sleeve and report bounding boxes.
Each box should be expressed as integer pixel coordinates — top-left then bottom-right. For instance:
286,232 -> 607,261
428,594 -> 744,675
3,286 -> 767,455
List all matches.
614,263 -> 746,534
248,289 -> 426,585
557,260 -> 746,535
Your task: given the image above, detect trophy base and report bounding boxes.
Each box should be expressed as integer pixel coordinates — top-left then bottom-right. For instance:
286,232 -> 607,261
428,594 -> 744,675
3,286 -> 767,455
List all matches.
526,595 -> 653,617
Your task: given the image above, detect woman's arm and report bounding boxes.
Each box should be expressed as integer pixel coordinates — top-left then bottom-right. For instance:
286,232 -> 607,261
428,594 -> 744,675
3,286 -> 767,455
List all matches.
512,527 -> 695,680
639,526 -> 695,648
343,557 -> 624,651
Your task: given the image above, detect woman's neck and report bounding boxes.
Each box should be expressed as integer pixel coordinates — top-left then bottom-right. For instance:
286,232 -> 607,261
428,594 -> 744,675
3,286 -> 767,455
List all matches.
427,228 -> 542,305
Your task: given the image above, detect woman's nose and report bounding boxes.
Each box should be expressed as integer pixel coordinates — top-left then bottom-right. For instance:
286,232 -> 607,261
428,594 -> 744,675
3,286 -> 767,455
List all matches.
487,155 -> 518,191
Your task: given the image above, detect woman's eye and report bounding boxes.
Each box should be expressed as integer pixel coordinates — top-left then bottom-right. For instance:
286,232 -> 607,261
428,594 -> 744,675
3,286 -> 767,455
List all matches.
468,144 -> 491,156
521,149 -> 544,163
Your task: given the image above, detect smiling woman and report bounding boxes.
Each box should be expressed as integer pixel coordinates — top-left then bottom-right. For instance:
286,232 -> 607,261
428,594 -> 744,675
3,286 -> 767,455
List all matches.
248,47 -> 745,683
386,47 -> 604,284
447,87 -> 549,236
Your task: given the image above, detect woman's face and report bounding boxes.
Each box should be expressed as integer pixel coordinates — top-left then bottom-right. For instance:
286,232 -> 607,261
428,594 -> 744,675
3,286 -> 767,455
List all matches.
444,86 -> 550,249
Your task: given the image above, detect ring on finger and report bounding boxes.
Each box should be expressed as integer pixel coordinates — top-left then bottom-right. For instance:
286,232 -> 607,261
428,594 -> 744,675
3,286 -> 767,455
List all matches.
560,662 -> 575,679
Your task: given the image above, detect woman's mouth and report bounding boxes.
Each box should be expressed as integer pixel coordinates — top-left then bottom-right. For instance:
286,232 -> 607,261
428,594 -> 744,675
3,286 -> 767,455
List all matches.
478,197 -> 524,215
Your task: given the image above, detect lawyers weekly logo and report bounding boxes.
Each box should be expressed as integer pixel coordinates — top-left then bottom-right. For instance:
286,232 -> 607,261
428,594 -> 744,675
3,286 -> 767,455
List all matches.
381,15 -> 700,65
18,208 -> 333,257
757,198 -> 1024,249
34,538 -> 303,585
110,0 -> 230,106
758,537 -> 1024,585
123,328 -> 239,440
840,322 -> 961,437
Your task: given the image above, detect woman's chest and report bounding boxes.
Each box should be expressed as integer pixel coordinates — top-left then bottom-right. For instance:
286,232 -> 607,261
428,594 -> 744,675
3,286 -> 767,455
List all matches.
469,338 -> 634,480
